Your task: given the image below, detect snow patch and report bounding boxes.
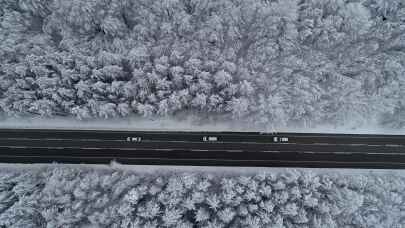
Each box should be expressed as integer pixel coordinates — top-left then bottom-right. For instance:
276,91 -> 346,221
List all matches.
0,116 -> 404,135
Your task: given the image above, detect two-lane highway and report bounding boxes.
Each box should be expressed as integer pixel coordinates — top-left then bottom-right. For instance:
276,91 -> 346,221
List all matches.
0,128 -> 404,169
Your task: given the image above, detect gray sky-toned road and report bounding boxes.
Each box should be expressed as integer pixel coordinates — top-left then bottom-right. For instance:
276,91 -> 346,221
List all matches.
0,129 -> 404,169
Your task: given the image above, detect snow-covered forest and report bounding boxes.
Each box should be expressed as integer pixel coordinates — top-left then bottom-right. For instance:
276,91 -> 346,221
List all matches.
0,0 -> 405,129
0,165 -> 402,227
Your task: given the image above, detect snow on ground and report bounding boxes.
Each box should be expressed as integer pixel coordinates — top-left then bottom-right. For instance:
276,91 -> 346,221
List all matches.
0,163 -> 403,227
2,162 -> 403,177
0,116 -> 404,135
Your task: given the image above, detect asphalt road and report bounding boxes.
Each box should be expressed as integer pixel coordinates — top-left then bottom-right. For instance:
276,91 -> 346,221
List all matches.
0,128 -> 404,169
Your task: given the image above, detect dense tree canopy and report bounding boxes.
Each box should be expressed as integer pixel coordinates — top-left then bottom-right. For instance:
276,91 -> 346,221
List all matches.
0,166 -> 404,227
0,0 -> 404,128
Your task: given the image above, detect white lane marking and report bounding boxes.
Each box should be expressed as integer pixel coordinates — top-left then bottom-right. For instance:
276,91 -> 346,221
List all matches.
2,145 -> 69,149
316,143 -> 398,147
0,146 -> 222,152
1,138 -> 405,148
366,152 -> 405,155
0,138 -> 125,142
0,146 -> 404,156
348,143 -> 372,146
1,146 -> 28,149
332,152 -> 353,155
266,150 -> 334,154
281,135 -> 405,138
264,150 -> 405,155
0,146 -> 184,151
311,142 -> 405,147
154,149 -> 174,151
3,155 -> 404,166
385,144 -> 403,147
226,150 -> 243,153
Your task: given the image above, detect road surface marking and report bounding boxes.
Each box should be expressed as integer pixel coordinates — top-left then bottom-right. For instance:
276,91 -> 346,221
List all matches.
0,146 -> 404,156
0,138 -> 125,142
226,150 -> 243,153
1,155 -> 405,167
332,152 -> 352,155
1,138 -> 405,148
385,144 -> 402,147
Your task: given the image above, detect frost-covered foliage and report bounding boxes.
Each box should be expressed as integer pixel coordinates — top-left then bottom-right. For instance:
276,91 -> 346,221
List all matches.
0,0 -> 405,129
0,166 -> 403,227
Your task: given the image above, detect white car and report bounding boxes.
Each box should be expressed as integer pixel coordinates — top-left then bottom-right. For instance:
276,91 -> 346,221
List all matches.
203,136 -> 218,142
273,137 -> 288,143
127,137 -> 142,142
